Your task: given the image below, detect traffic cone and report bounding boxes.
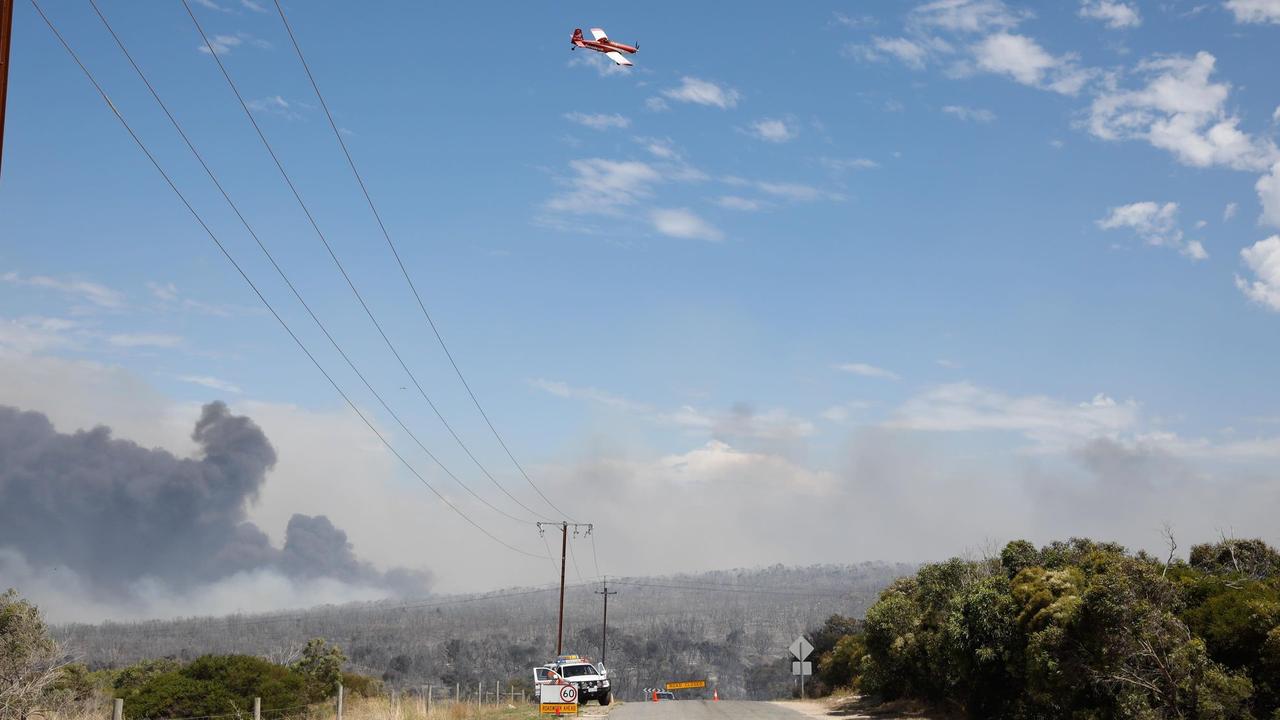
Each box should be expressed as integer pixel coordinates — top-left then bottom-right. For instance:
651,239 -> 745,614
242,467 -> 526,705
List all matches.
713,689 -> 720,702
652,690 -> 659,702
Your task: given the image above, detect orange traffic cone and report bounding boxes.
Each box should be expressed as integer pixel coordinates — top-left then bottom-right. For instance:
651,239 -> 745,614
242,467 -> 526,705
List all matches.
713,689 -> 720,701
652,690 -> 659,702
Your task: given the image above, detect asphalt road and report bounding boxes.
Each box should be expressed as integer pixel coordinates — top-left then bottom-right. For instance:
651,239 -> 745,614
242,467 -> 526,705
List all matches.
610,700 -> 808,719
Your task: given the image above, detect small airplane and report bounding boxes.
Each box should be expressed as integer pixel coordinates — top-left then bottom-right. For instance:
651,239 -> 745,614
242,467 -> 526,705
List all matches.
571,27 -> 638,67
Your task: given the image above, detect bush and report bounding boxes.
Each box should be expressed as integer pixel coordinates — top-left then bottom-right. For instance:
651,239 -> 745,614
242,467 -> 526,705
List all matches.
850,538 -> 1278,719
340,672 -> 383,698
126,655 -> 306,719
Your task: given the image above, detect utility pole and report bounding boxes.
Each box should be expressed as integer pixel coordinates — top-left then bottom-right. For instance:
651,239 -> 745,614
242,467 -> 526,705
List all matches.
0,0 -> 14,178
538,521 -> 592,657
595,578 -> 617,665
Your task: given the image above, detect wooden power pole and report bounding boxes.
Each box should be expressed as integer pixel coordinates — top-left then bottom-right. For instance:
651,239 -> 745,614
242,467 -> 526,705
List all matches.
538,521 -> 593,657
556,523 -> 567,655
595,579 -> 617,665
0,0 -> 14,178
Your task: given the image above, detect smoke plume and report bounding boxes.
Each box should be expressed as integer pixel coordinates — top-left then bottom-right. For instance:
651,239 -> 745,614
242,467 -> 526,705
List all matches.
0,402 -> 429,612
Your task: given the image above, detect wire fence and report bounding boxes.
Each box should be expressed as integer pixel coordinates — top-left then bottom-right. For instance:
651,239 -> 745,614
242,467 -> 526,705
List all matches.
109,684 -> 535,720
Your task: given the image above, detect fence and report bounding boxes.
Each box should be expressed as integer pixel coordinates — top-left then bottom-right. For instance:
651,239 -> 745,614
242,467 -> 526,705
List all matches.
106,681 -> 532,720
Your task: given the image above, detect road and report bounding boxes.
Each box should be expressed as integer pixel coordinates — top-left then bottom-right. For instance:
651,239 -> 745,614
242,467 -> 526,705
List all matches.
610,700 -> 811,719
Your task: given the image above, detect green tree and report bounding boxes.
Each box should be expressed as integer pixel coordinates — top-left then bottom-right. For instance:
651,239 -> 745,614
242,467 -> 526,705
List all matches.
0,589 -> 67,719
292,638 -> 345,702
817,634 -> 866,690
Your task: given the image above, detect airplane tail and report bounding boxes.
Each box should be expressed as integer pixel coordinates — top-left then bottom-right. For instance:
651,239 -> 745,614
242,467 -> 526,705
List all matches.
572,28 -> 584,41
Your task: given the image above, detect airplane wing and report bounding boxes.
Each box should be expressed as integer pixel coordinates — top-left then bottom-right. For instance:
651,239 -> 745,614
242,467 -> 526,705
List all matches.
589,27 -> 608,41
605,50 -> 633,66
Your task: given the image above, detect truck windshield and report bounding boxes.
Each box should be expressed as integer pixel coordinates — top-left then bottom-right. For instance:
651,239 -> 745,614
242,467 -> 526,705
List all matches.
559,665 -> 596,677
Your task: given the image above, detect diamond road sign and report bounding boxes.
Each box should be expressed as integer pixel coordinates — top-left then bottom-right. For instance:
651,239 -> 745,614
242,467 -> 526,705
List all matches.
789,636 -> 813,661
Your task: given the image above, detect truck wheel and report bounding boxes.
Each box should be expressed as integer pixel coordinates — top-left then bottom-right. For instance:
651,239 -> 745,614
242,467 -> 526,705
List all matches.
599,691 -> 612,706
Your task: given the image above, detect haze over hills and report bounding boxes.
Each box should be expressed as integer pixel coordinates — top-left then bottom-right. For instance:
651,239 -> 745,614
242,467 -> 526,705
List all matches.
54,563 -> 911,700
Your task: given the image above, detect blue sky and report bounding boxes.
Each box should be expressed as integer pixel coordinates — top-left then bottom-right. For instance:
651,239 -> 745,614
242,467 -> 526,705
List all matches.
3,0 -> 1280,615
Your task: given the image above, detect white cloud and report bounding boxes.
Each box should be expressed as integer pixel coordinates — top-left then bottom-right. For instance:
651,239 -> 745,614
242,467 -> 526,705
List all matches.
1089,52 -> 1278,172
192,0 -> 228,10
241,0 -> 268,12
638,137 -> 679,159
821,401 -> 871,423
644,97 -> 670,112
0,317 -> 80,354
754,181 -> 840,202
178,375 -> 243,394
563,112 -> 630,130
834,362 -> 900,380
198,34 -> 243,55
910,0 -> 1025,33
148,281 -> 179,302
246,95 -> 298,119
886,382 -> 1138,450
942,104 -> 996,123
1225,0 -> 1280,23
1258,162 -> 1280,227
568,52 -> 630,78
661,77 -> 740,109
1235,235 -> 1280,311
716,196 -> 762,211
1097,201 -> 1207,260
1224,201 -> 1239,221
650,208 -> 724,242
545,159 -> 662,216
529,378 -> 643,412
820,157 -> 880,171
107,333 -> 184,348
747,118 -> 797,143
974,33 -> 1091,95
1079,1 -> 1142,28
850,36 -> 932,69
2,272 -> 125,309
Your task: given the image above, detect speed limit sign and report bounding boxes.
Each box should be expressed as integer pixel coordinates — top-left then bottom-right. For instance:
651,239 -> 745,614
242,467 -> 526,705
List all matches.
559,685 -> 578,703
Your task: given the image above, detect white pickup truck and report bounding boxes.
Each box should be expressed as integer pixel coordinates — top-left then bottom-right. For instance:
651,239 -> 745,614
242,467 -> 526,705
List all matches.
534,655 -> 613,706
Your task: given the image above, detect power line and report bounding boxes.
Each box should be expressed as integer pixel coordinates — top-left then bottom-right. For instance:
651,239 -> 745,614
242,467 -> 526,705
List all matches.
589,527 -> 603,580
180,0 -> 557,525
30,0 -> 545,562
85,0 -> 535,527
567,531 -> 586,585
268,0 -> 575,522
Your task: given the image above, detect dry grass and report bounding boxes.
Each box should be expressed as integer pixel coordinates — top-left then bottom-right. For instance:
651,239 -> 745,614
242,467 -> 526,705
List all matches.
36,694 -> 553,720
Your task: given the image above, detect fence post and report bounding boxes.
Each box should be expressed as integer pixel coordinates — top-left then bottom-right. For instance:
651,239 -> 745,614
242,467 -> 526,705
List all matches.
477,681 -> 482,711
113,698 -> 123,720
455,682 -> 460,705
336,682 -> 344,720
253,697 -> 261,720
426,684 -> 432,714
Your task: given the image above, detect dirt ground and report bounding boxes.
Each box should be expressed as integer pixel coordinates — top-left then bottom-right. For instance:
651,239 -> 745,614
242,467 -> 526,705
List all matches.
770,695 -> 942,719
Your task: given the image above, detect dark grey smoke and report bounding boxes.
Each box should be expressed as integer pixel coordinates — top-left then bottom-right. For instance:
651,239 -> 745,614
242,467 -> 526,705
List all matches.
0,402 -> 429,599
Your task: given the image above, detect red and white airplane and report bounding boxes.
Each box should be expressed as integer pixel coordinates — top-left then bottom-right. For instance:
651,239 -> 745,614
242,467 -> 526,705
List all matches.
571,27 -> 638,66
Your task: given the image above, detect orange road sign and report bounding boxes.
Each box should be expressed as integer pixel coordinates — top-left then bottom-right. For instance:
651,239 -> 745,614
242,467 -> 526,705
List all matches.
540,703 -> 579,715
666,680 -> 707,690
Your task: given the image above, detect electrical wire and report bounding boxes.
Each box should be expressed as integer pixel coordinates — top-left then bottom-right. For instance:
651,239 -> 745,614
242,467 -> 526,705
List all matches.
566,531 -> 587,585
30,0 -> 547,562
269,0 -> 575,522
589,527 -> 602,580
180,0 -> 557,525
85,0 -> 536,527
